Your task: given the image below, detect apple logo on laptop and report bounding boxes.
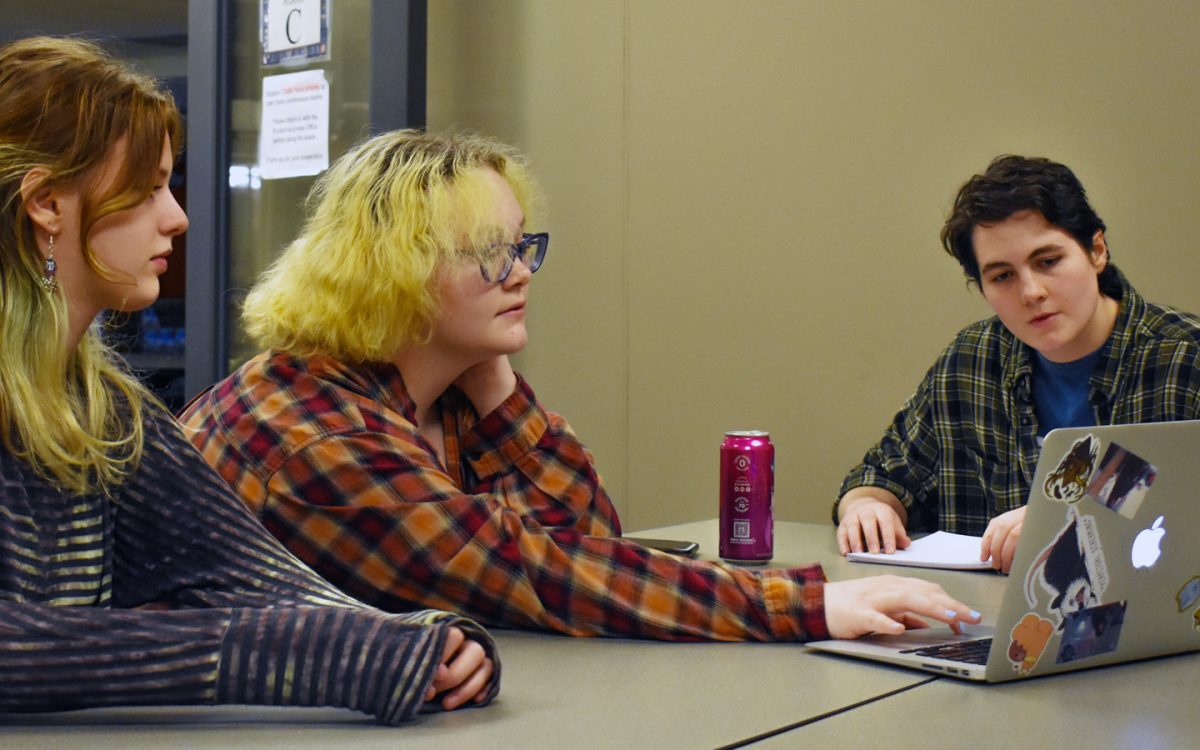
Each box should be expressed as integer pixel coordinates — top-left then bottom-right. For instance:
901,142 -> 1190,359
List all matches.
1131,515 -> 1166,569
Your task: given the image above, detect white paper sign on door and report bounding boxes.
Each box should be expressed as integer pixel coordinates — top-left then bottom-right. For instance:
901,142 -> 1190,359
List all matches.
258,69 -> 329,180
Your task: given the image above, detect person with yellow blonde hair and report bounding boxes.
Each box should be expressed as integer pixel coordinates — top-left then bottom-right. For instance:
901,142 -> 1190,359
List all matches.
182,129 -> 981,643
0,36 -> 497,722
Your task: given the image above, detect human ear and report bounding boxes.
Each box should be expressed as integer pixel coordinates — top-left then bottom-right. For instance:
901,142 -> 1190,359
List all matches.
19,167 -> 61,238
1089,231 -> 1109,272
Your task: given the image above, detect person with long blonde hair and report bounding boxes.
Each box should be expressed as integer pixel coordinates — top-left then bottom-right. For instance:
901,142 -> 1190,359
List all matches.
182,128 -> 981,643
0,36 -> 496,722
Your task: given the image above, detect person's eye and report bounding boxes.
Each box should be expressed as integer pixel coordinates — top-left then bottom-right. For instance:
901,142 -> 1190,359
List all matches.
988,271 -> 1010,284
1039,256 -> 1060,268
476,244 -> 507,270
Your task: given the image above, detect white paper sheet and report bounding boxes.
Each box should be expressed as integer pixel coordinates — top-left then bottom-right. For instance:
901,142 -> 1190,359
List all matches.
847,531 -> 994,570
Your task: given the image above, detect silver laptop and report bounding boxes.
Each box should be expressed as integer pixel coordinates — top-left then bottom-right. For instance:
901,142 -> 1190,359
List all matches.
807,420 -> 1200,682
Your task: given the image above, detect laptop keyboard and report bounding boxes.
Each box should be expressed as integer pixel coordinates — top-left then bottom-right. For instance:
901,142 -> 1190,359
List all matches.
900,637 -> 993,665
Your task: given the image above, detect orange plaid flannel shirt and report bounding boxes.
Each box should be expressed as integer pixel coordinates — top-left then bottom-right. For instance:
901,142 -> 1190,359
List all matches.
179,351 -> 828,641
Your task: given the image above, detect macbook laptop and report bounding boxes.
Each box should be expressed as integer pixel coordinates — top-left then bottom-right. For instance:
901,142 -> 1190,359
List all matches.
807,420 -> 1200,682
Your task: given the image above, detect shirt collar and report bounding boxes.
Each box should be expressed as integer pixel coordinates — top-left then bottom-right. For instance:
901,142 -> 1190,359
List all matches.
288,352 -> 418,421
1089,266 -> 1142,399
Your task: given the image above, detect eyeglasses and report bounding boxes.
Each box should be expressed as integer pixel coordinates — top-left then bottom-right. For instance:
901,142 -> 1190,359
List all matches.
478,232 -> 549,283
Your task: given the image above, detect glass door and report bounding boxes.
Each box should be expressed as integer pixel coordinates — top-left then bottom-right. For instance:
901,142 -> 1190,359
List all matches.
185,0 -> 426,398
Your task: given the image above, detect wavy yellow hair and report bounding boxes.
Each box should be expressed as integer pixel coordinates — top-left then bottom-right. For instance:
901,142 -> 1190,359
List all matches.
242,129 -> 540,361
0,37 -> 181,495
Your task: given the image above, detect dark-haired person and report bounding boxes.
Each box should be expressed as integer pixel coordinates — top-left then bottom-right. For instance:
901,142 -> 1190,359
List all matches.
0,36 -> 496,722
835,155 -> 1200,573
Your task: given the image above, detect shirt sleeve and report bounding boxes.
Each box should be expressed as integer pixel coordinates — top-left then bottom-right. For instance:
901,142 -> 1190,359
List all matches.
0,601 -> 458,724
835,366 -> 943,533
262,379 -> 828,642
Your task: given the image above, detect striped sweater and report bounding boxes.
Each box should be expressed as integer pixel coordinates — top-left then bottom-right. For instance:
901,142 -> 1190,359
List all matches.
0,408 -> 499,723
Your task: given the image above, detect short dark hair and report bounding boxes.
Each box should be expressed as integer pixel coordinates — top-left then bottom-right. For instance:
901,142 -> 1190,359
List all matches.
940,155 -> 1120,297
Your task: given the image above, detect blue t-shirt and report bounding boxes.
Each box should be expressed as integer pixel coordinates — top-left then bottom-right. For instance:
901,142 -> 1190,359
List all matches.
1032,347 -> 1104,438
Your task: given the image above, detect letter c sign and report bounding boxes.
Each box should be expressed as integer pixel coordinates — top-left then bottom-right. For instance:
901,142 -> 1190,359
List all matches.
286,9 -> 302,44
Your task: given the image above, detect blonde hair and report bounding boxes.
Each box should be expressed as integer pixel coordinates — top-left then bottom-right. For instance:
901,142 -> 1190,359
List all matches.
0,36 -> 182,494
242,129 -> 540,361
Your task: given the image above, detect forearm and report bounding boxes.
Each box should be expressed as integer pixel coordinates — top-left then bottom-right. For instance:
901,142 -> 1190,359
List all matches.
217,607 -> 455,723
0,602 -> 469,723
457,377 -> 621,534
834,364 -> 945,527
835,416 -> 936,528
502,530 -> 829,641
266,490 -> 825,642
0,602 -> 226,712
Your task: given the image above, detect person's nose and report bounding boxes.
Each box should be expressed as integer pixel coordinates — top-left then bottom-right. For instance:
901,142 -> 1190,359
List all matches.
1018,271 -> 1047,306
502,254 -> 533,288
163,189 -> 189,236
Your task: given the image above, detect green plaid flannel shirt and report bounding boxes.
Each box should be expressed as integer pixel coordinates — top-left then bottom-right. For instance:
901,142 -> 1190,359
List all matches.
838,269 -> 1200,535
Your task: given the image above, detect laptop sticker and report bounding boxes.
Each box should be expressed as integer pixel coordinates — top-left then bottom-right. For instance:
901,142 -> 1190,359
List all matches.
1043,434 -> 1099,503
1178,576 -> 1200,633
1007,612 -> 1055,674
1024,506 -> 1109,628
1176,576 -> 1200,612
1055,601 -> 1127,664
1084,442 -> 1157,518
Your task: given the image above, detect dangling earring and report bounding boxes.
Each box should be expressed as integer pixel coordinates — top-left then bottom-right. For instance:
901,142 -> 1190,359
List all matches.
41,234 -> 58,291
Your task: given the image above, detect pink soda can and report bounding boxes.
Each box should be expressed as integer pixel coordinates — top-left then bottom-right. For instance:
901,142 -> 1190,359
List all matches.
719,430 -> 774,563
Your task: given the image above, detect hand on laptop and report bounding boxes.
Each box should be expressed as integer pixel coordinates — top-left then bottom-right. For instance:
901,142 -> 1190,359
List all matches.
980,506 -> 1026,574
824,575 -> 982,639
836,488 -> 911,555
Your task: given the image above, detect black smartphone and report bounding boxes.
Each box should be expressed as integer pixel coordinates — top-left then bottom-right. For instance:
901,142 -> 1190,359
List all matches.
624,537 -> 700,558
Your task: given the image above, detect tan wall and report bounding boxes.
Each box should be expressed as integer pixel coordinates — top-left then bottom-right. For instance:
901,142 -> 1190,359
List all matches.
427,1 -> 1200,530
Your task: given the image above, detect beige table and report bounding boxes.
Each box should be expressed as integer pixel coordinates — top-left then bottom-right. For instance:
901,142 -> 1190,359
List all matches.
0,521 -> 1012,750
750,648 -> 1200,749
